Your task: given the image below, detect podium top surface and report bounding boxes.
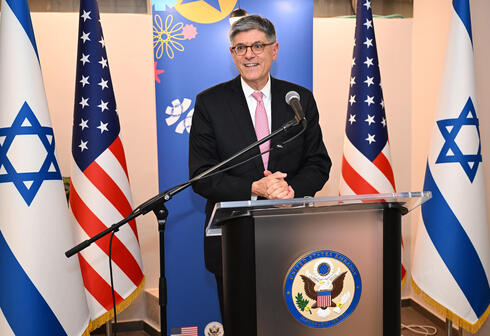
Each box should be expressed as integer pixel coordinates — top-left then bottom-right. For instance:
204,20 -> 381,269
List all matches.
206,191 -> 431,236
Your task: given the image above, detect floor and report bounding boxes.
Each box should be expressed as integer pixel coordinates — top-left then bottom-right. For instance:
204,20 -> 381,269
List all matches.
401,305 -> 446,336
92,305 -> 450,335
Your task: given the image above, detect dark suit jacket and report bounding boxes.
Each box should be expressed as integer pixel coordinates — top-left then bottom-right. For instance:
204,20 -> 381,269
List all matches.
189,75 -> 331,274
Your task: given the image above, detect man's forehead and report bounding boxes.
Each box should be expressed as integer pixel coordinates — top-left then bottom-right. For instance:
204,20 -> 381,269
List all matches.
232,29 -> 268,43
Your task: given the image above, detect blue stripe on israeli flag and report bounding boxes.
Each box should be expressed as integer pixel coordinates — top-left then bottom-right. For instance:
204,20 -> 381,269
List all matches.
422,164 -> 490,318
4,0 -> 38,59
0,232 -> 66,335
452,0 -> 472,44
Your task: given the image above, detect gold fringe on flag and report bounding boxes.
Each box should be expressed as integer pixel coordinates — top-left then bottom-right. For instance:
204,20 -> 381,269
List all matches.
81,323 -> 92,336
411,277 -> 490,334
401,272 -> 407,289
88,277 -> 146,332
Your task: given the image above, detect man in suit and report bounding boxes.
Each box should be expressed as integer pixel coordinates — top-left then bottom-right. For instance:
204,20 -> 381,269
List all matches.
189,15 -> 331,316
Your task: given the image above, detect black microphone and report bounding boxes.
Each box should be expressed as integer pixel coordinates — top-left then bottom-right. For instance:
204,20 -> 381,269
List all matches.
285,91 -> 304,123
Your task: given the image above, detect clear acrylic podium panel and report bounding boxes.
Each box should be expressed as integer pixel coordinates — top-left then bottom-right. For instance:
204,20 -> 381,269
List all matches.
206,191 -> 431,237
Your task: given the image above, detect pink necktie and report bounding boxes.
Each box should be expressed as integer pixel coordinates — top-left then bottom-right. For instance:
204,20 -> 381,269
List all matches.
252,91 -> 270,169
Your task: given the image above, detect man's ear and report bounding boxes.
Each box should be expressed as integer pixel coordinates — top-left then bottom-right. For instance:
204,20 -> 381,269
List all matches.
272,42 -> 279,60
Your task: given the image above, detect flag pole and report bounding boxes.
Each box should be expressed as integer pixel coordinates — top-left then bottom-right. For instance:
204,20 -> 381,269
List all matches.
105,320 -> 112,336
446,318 -> 453,336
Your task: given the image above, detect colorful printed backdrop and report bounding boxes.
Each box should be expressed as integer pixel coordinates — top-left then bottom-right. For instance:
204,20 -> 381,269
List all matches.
152,0 -> 313,333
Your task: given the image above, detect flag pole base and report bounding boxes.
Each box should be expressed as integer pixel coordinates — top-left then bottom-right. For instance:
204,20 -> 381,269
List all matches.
446,318 -> 453,336
105,320 -> 112,336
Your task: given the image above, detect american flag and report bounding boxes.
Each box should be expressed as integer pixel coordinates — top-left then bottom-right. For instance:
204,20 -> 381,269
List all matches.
170,326 -> 198,336
339,0 -> 406,283
69,0 -> 144,326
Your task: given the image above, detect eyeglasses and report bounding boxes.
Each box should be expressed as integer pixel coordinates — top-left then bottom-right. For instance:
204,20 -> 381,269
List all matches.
231,41 -> 275,56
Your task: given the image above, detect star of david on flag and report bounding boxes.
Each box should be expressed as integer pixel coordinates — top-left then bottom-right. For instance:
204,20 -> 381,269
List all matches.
435,97 -> 482,182
0,0 -> 91,334
0,102 -> 61,206
69,0 -> 144,328
339,0 -> 406,285
412,0 -> 489,333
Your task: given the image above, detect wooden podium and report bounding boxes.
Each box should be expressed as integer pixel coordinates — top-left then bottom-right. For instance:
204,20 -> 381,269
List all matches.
206,192 -> 430,336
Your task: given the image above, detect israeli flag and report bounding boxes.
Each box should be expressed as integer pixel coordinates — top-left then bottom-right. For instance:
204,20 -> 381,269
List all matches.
412,0 -> 489,333
0,0 -> 91,335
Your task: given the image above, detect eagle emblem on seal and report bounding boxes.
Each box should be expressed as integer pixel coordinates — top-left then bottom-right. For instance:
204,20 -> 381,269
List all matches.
299,259 -> 351,317
204,321 -> 224,336
284,251 -> 362,328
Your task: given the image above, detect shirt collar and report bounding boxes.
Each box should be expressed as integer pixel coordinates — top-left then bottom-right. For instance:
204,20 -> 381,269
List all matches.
241,76 -> 271,100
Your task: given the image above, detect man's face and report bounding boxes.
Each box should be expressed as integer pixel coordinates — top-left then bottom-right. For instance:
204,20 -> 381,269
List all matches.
230,29 -> 278,91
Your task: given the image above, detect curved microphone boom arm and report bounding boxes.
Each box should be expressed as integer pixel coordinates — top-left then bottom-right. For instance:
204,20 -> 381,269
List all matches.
65,116 -> 306,258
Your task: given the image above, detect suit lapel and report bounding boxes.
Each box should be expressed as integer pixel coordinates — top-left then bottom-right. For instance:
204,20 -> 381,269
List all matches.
228,76 -> 264,172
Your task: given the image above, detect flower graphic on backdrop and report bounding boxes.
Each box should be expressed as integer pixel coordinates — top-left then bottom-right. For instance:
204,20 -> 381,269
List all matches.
182,24 -> 198,40
153,14 -> 185,59
165,98 -> 194,134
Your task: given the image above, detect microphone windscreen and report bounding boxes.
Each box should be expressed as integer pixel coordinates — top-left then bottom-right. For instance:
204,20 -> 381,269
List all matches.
285,91 -> 300,104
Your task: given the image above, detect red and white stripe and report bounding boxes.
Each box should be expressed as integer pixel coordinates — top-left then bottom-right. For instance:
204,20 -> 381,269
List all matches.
340,137 -> 406,284
181,326 -> 198,335
172,326 -> 198,336
70,138 -> 144,319
318,293 -> 331,308
340,140 -> 395,195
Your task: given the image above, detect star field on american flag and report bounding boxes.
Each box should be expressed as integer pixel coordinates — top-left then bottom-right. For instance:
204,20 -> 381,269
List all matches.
73,1 -> 119,171
346,0 -> 388,162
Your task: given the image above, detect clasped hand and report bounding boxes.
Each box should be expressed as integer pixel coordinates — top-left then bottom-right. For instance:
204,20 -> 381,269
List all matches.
251,170 -> 295,199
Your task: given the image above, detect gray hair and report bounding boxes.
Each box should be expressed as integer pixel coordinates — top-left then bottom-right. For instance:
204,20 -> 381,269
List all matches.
229,15 -> 276,44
